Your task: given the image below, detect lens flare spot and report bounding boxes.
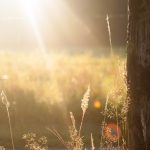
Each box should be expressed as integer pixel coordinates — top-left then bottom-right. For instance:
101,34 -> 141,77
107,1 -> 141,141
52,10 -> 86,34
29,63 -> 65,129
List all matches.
93,100 -> 101,109
104,123 -> 121,142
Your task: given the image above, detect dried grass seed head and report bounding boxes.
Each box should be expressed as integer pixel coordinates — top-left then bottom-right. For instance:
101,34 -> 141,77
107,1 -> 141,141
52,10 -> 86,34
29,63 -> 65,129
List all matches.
81,86 -> 90,113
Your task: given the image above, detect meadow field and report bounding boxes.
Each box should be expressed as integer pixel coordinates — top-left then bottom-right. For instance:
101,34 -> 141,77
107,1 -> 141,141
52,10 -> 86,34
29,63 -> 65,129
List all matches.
0,50 -> 127,149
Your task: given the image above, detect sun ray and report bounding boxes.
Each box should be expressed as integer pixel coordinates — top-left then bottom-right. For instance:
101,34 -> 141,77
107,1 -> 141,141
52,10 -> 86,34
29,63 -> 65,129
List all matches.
20,0 -> 53,68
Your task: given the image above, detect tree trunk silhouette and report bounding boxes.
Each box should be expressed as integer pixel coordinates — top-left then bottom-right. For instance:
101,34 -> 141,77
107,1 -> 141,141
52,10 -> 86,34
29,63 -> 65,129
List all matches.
127,0 -> 150,149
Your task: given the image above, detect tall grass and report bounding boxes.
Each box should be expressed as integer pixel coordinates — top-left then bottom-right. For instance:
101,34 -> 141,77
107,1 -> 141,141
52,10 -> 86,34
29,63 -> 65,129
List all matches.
106,14 -> 113,56
0,5 -> 128,149
1,91 -> 15,150
99,14 -> 128,149
79,86 -> 90,135
0,50 -> 127,149
48,86 -> 90,150
49,69 -> 127,149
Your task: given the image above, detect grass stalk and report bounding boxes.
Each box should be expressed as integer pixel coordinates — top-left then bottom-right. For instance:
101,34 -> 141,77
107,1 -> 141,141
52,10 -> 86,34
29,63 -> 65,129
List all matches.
115,106 -> 120,149
106,14 -> 113,57
91,133 -> 95,150
6,107 -> 15,150
79,112 -> 85,136
100,94 -> 109,148
80,86 -> 90,136
1,91 -> 15,150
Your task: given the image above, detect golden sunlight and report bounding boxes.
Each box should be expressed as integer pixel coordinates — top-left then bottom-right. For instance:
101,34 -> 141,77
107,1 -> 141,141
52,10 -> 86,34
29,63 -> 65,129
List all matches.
0,0 -> 129,149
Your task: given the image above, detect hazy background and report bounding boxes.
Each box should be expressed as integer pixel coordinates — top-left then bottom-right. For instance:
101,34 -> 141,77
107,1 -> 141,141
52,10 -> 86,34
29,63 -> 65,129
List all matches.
0,0 -> 127,50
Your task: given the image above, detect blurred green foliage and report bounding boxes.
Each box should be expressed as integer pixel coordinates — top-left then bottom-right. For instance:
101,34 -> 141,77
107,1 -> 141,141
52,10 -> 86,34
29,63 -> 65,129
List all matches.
0,50 -> 125,148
